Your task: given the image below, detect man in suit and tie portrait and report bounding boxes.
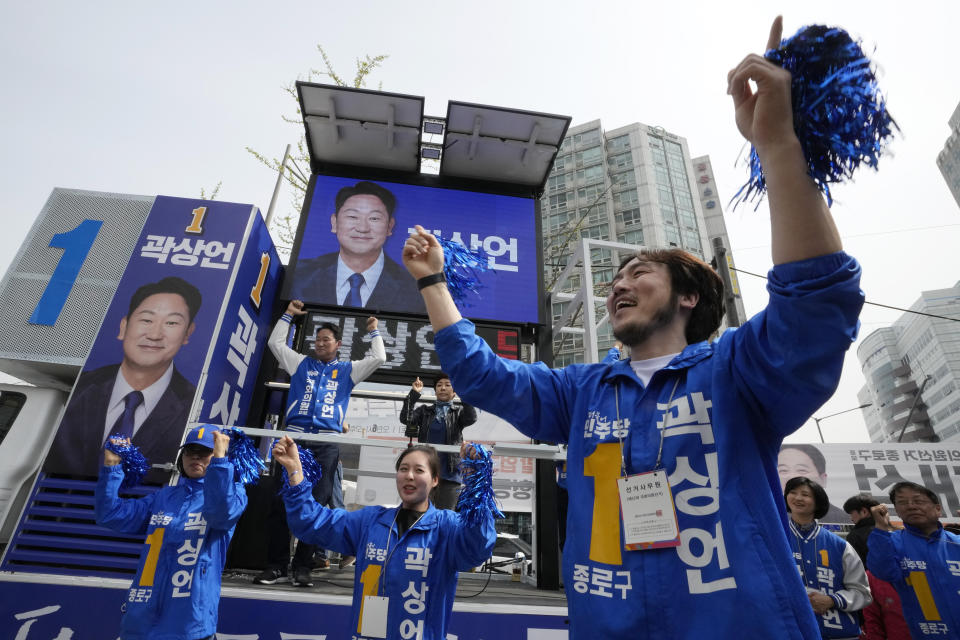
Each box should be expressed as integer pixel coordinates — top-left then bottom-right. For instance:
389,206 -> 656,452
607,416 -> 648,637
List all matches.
289,181 -> 426,314
44,276 -> 201,479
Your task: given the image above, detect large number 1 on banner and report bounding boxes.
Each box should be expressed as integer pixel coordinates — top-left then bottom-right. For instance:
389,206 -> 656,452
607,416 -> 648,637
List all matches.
250,253 -> 270,309
29,219 -> 104,326
185,206 -> 207,234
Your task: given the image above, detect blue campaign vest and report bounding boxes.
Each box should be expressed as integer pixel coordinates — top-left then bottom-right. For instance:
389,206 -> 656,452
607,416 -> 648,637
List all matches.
286,357 -> 355,433
790,523 -> 861,639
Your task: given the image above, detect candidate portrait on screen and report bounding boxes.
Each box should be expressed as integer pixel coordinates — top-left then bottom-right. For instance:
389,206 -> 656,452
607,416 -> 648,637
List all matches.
289,181 -> 425,315
44,276 -> 201,478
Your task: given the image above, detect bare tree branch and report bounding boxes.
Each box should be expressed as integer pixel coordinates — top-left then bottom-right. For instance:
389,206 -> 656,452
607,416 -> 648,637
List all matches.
199,180 -> 222,201
246,46 -> 388,257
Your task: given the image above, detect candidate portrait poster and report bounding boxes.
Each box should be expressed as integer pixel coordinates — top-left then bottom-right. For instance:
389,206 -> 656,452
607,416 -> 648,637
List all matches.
283,175 -> 540,324
43,197 -> 259,480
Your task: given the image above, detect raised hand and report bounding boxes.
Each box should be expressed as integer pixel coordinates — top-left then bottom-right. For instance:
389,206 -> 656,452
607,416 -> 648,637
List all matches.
460,441 -> 483,460
412,377 -> 424,393
286,299 -> 306,316
402,225 -> 445,280
212,430 -> 230,458
727,16 -> 797,156
104,448 -> 122,466
366,316 -> 379,332
272,435 -> 301,472
726,15 -> 841,265
104,436 -> 129,466
871,503 -> 895,531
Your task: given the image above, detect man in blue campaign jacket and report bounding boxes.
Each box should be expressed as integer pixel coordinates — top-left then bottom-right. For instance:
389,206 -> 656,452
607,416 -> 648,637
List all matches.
400,18 -> 864,639
258,299 -> 386,587
95,426 -> 247,640
868,482 -> 960,639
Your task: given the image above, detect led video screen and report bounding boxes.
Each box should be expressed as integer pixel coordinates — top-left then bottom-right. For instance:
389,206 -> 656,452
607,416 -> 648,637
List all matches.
283,175 -> 541,324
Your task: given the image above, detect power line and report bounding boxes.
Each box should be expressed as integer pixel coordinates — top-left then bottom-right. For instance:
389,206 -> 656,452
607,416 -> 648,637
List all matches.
543,177 -> 621,291
731,267 -> 960,323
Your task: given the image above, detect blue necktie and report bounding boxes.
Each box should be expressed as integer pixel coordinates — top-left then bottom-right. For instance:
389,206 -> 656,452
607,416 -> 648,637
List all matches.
348,273 -> 365,307
108,390 -> 144,442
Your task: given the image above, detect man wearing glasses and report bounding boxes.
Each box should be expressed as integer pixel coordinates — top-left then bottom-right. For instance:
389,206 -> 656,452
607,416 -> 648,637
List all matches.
868,482 -> 960,638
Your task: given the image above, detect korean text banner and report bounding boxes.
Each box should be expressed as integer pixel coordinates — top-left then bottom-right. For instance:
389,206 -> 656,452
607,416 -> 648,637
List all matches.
0,579 -> 568,640
303,309 -> 520,383
42,196 -> 256,478
198,214 -> 283,428
777,443 -> 960,524
283,175 -> 540,324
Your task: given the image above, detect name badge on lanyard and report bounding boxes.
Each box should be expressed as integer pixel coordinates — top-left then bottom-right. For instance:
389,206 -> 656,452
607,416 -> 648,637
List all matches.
360,595 -> 389,638
618,469 -> 681,550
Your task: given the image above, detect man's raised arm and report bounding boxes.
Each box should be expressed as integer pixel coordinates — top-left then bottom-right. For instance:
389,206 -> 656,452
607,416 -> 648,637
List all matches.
269,299 -> 308,376
727,16 -> 843,265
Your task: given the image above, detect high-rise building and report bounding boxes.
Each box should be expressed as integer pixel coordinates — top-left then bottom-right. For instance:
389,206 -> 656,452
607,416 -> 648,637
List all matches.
856,281 -> 960,442
936,101 -> 960,209
692,154 -> 748,329
541,120 -> 746,366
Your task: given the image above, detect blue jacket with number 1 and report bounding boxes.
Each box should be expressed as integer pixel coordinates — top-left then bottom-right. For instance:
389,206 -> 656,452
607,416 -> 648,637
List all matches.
788,521 -> 872,638
867,524 -> 960,639
435,251 -> 864,639
95,459 -> 247,640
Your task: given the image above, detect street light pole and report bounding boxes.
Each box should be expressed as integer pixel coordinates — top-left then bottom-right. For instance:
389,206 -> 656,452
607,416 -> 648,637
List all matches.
265,143 -> 292,230
812,403 -> 873,443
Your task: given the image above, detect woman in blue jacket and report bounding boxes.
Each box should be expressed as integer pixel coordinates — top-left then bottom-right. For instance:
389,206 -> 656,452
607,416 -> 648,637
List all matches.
273,435 -> 496,640
95,425 -> 248,640
784,477 -> 872,639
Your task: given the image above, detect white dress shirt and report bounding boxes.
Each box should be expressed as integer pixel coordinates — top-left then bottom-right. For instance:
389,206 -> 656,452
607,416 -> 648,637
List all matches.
102,364 -> 173,443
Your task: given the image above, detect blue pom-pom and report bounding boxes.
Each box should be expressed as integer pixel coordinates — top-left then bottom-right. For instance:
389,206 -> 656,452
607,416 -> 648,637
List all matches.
732,24 -> 899,209
456,443 -> 505,526
222,427 -> 265,486
437,236 -> 492,307
276,441 -> 323,492
104,437 -> 151,489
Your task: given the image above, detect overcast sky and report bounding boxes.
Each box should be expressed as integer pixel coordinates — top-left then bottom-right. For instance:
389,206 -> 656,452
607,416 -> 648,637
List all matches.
2,1 -> 958,444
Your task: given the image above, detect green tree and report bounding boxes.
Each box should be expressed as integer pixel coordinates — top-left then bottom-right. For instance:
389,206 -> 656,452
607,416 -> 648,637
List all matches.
248,47 -> 388,258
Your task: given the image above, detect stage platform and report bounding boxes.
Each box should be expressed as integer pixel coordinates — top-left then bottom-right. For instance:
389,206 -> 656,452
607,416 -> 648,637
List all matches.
221,563 -> 569,610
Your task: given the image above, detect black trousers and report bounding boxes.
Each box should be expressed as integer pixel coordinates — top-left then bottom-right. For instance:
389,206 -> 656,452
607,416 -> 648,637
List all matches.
433,478 -> 461,510
265,441 -> 339,570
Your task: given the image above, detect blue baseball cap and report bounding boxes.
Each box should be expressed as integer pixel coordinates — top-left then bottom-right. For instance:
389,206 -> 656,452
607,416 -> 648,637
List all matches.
180,424 -> 218,450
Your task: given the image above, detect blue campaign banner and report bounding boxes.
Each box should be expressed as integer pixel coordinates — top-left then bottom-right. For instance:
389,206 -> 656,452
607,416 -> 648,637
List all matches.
199,214 -> 283,428
42,196 -> 258,478
0,579 -> 569,639
284,175 -> 541,324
